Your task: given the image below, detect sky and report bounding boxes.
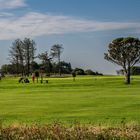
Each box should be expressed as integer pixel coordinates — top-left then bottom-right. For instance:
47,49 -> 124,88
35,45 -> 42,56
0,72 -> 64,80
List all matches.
0,0 -> 140,74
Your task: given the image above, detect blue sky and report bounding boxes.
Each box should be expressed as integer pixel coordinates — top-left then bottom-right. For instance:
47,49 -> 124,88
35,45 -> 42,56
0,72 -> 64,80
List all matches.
0,0 -> 140,74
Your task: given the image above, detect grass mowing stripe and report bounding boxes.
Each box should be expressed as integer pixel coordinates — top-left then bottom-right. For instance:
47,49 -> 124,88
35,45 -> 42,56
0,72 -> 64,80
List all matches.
0,75 -> 139,126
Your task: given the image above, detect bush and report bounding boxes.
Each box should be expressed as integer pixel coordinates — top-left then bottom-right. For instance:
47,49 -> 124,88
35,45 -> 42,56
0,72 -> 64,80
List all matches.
95,71 -> 103,75
85,69 -> 96,75
74,68 -> 85,75
72,71 -> 76,77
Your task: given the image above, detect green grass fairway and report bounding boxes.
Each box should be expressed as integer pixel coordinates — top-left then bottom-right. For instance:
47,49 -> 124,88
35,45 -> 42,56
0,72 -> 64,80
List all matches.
0,75 -> 140,125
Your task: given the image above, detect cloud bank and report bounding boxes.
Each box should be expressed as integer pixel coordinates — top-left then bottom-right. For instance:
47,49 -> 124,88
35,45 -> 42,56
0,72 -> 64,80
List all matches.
0,12 -> 140,40
0,0 -> 26,9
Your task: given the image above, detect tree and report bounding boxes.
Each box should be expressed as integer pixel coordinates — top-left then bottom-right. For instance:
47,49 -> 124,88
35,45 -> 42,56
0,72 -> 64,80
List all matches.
1,65 -> 8,74
51,44 -> 63,76
104,37 -> 140,84
9,38 -> 36,76
116,69 -> 125,75
9,39 -> 24,75
38,51 -> 52,76
60,61 -> 72,74
52,61 -> 72,74
117,66 -> 140,75
1,64 -> 18,74
31,61 -> 40,72
72,71 -> 76,81
35,70 -> 40,83
23,38 -> 36,76
131,66 -> 140,75
85,69 -> 96,75
74,68 -> 85,75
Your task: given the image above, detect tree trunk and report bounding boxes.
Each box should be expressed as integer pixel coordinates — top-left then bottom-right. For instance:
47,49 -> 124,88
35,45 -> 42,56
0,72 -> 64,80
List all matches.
27,62 -> 30,76
58,56 -> 61,76
16,62 -> 19,74
59,64 -> 61,76
125,66 -> 131,84
41,74 -> 43,83
21,60 -> 24,76
16,56 -> 19,74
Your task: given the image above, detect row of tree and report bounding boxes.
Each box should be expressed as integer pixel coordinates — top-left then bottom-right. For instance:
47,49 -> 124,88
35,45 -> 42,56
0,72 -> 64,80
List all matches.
1,38 -> 101,76
73,68 -> 103,75
1,62 -> 102,76
1,61 -> 72,76
5,38 -> 65,76
9,38 -> 36,76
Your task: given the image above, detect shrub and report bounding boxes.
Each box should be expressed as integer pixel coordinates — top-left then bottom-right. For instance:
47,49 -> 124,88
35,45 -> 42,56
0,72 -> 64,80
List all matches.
74,68 -> 85,75
85,69 -> 96,75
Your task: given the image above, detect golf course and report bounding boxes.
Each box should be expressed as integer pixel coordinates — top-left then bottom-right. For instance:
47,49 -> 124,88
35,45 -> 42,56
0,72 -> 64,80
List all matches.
0,75 -> 140,126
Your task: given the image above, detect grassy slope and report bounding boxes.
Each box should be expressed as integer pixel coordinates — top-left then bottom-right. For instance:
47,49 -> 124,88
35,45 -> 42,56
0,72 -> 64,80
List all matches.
0,75 -> 140,125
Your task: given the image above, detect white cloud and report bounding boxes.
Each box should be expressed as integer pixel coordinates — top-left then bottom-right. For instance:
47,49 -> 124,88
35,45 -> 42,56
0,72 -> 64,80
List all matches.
0,0 -> 26,9
0,12 -> 140,40
0,12 -> 14,17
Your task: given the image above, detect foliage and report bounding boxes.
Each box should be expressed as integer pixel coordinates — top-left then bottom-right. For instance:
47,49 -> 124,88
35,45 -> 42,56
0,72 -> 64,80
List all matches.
131,66 -> 140,75
1,64 -> 16,74
60,61 -> 72,74
116,69 -> 125,75
31,61 -> 40,71
23,38 -> 36,76
9,38 -> 36,76
9,39 -> 24,74
38,51 -> 52,75
72,71 -> 76,81
73,68 -> 103,75
117,66 -> 140,75
74,68 -> 85,75
85,69 -> 96,75
105,37 -> 140,84
6,39 -> 102,76
50,44 -> 63,60
38,46 -> 72,76
1,61 -> 73,76
72,71 -> 76,77
95,71 -> 103,76
51,44 -> 63,76
52,61 -> 72,74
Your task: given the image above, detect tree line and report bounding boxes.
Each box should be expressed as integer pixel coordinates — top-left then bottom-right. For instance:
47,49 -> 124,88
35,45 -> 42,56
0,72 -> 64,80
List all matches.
1,38 -> 101,77
2,36 -> 140,85
1,38 -> 68,76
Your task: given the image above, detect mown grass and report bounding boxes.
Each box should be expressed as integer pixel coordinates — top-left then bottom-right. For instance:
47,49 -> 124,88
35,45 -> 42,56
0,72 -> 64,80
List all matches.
0,75 -> 140,126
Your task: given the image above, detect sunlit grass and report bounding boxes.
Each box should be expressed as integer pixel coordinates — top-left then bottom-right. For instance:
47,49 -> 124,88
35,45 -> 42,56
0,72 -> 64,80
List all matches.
0,75 -> 140,125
